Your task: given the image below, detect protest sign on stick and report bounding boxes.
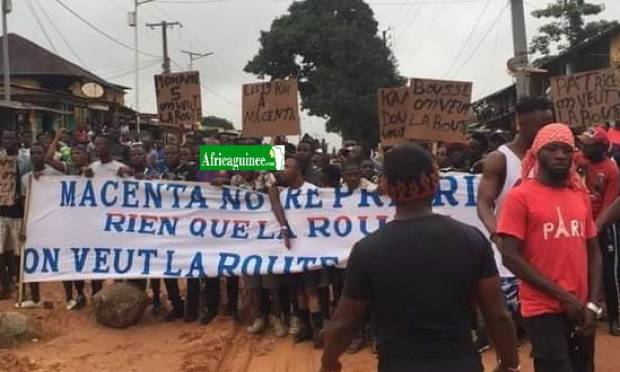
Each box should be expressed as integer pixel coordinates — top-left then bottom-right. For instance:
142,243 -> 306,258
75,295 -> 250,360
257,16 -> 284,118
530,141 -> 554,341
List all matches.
377,87 -> 412,145
242,80 -> 300,138
550,68 -> 620,128
0,156 -> 16,206
407,78 -> 472,144
154,71 -> 202,130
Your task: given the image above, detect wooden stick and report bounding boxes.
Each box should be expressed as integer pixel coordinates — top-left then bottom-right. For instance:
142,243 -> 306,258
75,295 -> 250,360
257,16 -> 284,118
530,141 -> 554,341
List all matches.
17,174 -> 33,307
431,142 -> 438,156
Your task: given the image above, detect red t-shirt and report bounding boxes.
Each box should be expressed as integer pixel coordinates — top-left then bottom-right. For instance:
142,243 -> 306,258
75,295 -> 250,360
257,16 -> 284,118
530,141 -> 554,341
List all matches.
575,153 -> 620,220
497,180 -> 597,317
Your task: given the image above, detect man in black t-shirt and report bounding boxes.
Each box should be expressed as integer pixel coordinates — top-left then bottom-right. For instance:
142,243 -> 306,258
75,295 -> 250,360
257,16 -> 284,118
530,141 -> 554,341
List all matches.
320,144 -> 520,372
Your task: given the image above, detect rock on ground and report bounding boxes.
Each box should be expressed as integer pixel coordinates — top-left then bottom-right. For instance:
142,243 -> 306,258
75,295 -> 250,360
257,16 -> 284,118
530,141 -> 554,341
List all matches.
0,312 -> 43,349
92,283 -> 148,329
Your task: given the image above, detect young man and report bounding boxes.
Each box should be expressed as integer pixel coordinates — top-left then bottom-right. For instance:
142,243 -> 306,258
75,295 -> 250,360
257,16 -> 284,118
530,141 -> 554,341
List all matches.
575,126 -> 620,336
0,130 -> 23,300
497,123 -> 603,372
476,97 -> 554,348
231,170 -> 288,337
158,144 -> 197,322
16,143 -> 65,309
282,155 -> 325,345
321,143 -> 519,372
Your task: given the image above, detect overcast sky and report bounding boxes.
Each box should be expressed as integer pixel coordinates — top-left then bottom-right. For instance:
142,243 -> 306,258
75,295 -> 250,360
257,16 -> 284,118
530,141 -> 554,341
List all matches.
9,0 -> 620,145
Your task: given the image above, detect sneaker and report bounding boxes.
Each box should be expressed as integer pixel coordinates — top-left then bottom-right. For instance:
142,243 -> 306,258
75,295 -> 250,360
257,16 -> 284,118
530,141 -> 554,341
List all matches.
246,318 -> 266,335
15,300 -> 41,309
289,316 -> 301,335
270,316 -> 288,337
65,299 -> 78,311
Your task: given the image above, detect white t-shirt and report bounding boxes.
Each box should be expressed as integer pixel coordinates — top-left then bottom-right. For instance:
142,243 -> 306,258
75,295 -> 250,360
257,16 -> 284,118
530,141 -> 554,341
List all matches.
88,160 -> 126,177
21,165 -> 65,196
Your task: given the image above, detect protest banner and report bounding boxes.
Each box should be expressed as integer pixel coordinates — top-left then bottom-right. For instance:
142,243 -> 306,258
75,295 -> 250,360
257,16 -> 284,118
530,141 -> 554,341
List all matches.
407,78 -> 472,144
0,156 -> 16,206
154,71 -> 202,130
242,80 -> 300,138
550,68 -> 620,128
23,172 -> 482,282
377,87 -> 412,145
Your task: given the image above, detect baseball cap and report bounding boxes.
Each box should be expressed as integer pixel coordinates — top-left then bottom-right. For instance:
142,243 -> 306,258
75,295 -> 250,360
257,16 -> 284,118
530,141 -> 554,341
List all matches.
578,126 -> 609,146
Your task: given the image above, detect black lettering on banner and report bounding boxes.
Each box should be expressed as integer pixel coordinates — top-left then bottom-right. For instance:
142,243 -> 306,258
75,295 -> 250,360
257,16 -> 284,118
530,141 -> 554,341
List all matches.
551,68 -> 620,128
242,80 -> 301,137
154,71 -> 202,130
377,87 -> 411,145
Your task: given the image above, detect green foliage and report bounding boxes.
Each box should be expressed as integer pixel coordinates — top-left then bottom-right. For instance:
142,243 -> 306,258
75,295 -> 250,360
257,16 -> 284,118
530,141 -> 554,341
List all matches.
202,115 -> 235,130
530,0 -> 617,55
244,0 -> 403,146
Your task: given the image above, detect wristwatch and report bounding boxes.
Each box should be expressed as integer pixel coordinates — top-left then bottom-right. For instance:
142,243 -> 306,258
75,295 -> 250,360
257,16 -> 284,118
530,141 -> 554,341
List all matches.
586,302 -> 603,318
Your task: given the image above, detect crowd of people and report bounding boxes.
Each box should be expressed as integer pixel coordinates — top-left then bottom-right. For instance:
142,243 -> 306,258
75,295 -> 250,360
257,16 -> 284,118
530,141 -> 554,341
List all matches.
2,95 -> 620,372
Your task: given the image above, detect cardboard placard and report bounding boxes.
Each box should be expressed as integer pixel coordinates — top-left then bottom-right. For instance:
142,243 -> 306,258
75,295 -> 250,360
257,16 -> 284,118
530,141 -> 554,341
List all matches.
242,80 -> 300,137
550,68 -> 620,128
0,156 -> 16,206
407,78 -> 472,144
610,34 -> 620,84
155,71 -> 202,130
377,87 -> 412,145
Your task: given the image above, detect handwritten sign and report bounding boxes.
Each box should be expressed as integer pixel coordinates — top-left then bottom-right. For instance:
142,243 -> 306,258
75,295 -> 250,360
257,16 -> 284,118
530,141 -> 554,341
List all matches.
0,156 -> 16,206
610,34 -> 620,85
155,71 -> 202,130
550,68 -> 620,128
377,87 -> 411,145
407,78 -> 472,143
242,80 -> 300,137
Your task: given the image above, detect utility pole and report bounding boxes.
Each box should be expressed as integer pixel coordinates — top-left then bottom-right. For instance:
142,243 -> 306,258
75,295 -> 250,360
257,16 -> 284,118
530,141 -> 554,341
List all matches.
2,0 -> 11,102
181,50 -> 213,70
128,0 -> 154,135
510,0 -> 530,98
147,21 -> 182,74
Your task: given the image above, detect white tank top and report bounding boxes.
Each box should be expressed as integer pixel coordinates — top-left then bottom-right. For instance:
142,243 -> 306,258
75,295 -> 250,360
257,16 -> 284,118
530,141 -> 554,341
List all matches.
493,145 -> 522,278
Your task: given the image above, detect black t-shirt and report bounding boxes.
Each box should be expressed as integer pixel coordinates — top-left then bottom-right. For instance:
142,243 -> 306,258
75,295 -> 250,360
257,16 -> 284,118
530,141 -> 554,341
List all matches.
343,214 -> 497,363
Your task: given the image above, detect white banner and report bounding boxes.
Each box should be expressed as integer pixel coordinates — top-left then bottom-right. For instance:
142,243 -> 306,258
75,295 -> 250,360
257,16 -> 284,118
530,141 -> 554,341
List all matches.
24,172 -> 483,282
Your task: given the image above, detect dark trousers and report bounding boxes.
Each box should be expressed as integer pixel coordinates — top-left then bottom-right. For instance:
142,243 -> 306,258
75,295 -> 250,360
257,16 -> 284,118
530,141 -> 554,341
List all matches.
197,277 -> 239,314
91,280 -> 103,296
164,278 -> 183,310
600,224 -> 620,323
526,314 -> 595,372
63,281 -> 85,301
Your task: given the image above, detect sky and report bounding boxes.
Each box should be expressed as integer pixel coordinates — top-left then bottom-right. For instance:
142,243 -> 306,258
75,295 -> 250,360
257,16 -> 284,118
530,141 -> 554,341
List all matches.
8,0 -> 620,147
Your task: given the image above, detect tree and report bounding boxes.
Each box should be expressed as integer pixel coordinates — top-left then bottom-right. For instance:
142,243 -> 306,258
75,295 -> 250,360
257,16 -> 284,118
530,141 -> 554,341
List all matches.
530,0 -> 618,55
244,0 -> 402,146
202,115 -> 235,130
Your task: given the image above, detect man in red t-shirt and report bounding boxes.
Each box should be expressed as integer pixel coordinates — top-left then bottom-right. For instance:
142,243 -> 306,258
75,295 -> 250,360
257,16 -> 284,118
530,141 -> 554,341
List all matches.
575,126 -> 620,336
497,123 -> 603,372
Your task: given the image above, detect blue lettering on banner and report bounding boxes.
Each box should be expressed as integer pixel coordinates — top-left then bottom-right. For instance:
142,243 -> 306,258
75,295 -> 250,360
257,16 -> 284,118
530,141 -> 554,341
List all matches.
297,256 -> 317,272
144,182 -> 163,208
284,188 -> 302,209
283,256 -> 294,274
231,220 -> 250,239
122,181 -> 140,208
24,248 -> 38,274
266,255 -> 278,274
218,253 -> 240,276
164,250 -> 182,276
190,218 -> 207,237
334,216 -> 352,237
93,248 -> 111,273
433,176 -> 458,206
359,190 -> 383,208
41,248 -> 60,273
242,255 -> 262,276
72,247 -> 90,272
464,175 -> 477,206
186,252 -> 206,278
308,217 -> 330,237
211,219 -> 229,238
245,192 -> 264,210
186,185 -> 208,209
220,188 -> 241,210
138,249 -> 157,275
113,248 -> 133,274
320,257 -> 339,268
306,189 -> 323,209
60,180 -> 76,206
333,187 -> 353,208
166,183 -> 187,208
257,220 -> 275,239
80,180 -> 97,207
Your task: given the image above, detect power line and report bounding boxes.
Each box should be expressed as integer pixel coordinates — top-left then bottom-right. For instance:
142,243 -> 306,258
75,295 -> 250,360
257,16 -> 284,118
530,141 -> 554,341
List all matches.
452,0 -> 509,77
444,0 -> 493,76
172,59 -> 239,108
25,0 -> 58,53
401,0 -> 446,66
36,0 -> 88,68
54,0 -> 160,58
480,8 -> 504,94
105,59 -> 161,80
